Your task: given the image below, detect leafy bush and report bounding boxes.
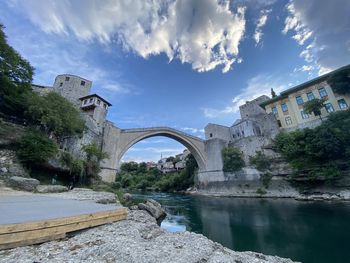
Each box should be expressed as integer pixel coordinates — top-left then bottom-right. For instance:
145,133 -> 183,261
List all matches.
18,130 -> 58,165
249,151 -> 271,171
261,172 -> 273,188
274,109 -> 350,179
256,188 -> 267,195
26,92 -> 85,138
222,146 -> 245,172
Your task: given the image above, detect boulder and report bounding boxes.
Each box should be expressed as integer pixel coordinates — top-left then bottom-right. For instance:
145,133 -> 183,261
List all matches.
0,167 -> 8,173
36,185 -> 68,193
6,176 -> 40,192
138,198 -> 166,225
123,193 -> 132,201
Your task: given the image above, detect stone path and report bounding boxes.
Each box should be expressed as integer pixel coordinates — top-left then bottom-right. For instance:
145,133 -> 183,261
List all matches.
0,195 -> 122,225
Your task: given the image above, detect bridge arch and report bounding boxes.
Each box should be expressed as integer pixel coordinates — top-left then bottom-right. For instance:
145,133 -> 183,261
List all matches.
115,127 -> 206,172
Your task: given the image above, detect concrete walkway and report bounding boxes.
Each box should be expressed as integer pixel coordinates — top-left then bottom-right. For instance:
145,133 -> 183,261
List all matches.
0,195 -> 123,225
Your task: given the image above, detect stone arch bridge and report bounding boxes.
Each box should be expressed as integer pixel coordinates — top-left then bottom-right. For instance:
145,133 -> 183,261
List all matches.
99,124 -> 223,183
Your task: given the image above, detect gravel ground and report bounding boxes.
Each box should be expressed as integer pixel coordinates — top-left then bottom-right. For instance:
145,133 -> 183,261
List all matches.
0,210 -> 299,263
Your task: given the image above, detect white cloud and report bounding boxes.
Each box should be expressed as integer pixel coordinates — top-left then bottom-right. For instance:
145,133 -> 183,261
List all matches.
294,64 -> 314,72
203,73 -> 286,118
253,9 -> 271,45
10,0 -> 247,73
283,0 -> 350,73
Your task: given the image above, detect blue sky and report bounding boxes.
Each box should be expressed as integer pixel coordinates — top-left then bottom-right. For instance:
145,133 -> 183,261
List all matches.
1,0 -> 349,162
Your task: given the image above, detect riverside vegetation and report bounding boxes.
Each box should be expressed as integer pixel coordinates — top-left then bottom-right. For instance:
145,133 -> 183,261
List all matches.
115,154 -> 198,192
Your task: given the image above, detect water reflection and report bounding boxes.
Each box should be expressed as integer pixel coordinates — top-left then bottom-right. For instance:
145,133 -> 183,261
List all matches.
131,192 -> 350,263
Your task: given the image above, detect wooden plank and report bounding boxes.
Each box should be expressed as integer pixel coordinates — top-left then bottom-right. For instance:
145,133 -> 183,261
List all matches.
0,213 -> 127,247
0,233 -> 66,250
0,207 -> 128,234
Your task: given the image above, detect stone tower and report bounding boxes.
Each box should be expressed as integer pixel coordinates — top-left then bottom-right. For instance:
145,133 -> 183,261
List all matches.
53,74 -> 92,107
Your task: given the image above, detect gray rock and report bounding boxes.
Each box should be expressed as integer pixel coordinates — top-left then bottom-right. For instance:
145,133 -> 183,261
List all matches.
0,167 -> 8,173
0,210 -> 299,263
36,185 -> 68,193
6,176 -> 40,192
8,163 -> 29,177
138,198 -> 166,224
123,193 -> 132,201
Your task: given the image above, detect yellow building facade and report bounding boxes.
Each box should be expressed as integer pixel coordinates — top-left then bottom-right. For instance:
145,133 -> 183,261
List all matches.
260,65 -> 350,131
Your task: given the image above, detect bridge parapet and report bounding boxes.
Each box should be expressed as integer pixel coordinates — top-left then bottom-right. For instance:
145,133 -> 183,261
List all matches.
120,127 -> 204,142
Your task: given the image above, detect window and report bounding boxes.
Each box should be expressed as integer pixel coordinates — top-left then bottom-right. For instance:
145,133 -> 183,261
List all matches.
325,103 -> 334,113
81,81 -> 85,86
296,96 -> 304,105
59,82 -> 63,87
301,111 -> 309,119
83,99 -> 87,105
65,76 -> 70,81
285,116 -> 292,126
97,99 -> 101,105
210,133 -> 213,138
281,103 -> 288,112
277,120 -> 282,127
89,98 -> 93,103
271,106 -> 278,115
338,99 -> 348,109
307,92 -> 315,101
104,103 -> 107,109
318,87 -> 328,98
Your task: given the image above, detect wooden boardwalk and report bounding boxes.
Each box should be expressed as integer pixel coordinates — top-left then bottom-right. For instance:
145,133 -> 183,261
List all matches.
0,195 -> 128,250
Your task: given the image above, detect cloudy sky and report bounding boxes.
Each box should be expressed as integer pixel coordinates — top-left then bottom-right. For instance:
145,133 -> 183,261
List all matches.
1,0 -> 349,162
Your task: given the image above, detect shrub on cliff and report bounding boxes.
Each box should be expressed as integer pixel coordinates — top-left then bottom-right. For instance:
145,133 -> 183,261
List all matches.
274,109 -> 350,179
26,92 -> 85,139
222,146 -> 245,172
18,130 -> 58,166
249,151 -> 272,172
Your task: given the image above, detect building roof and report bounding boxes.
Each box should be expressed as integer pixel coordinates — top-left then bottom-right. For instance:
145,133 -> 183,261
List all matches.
55,74 -> 91,82
79,94 -> 112,106
260,64 -> 350,107
31,84 -> 52,89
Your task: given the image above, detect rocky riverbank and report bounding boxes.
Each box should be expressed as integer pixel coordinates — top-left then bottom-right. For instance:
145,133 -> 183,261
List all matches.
0,184 -> 299,263
189,188 -> 350,201
0,209 -> 299,263
189,177 -> 350,201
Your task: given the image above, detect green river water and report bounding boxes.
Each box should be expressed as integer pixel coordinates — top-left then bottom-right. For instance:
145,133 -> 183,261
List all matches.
131,192 -> 350,263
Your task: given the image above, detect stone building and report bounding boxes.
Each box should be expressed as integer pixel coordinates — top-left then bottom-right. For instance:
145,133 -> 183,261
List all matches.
31,74 -> 111,168
260,65 -> 350,131
79,94 -> 111,125
53,74 -> 92,108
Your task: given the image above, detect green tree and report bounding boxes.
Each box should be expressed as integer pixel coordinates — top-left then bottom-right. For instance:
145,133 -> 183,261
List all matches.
0,25 -> 34,116
327,67 -> 350,95
120,161 -> 139,173
26,92 -> 85,138
222,146 -> 245,172
0,24 -> 33,83
17,130 -> 58,166
303,98 -> 326,120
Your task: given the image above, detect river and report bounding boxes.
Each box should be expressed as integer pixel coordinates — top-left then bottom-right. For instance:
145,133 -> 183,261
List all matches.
131,191 -> 350,263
